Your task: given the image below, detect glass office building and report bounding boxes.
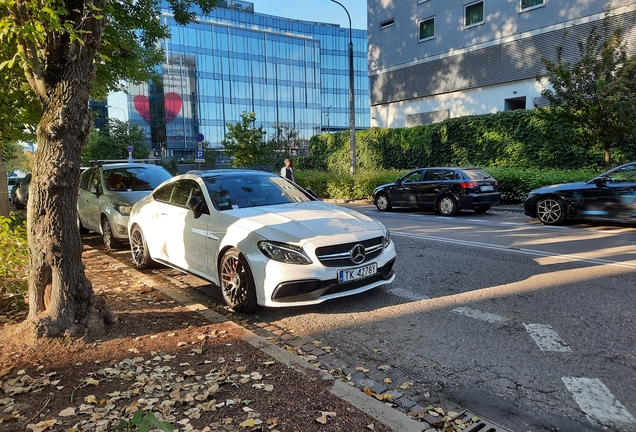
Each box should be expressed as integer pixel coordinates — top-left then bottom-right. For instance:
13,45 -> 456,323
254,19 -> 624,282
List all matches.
124,0 -> 369,160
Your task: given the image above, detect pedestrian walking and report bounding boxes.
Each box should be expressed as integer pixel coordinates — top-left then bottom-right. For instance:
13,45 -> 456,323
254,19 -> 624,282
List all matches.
280,158 -> 296,183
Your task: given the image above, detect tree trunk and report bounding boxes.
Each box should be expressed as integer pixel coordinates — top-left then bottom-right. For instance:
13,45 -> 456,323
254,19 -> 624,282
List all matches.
24,2 -> 116,338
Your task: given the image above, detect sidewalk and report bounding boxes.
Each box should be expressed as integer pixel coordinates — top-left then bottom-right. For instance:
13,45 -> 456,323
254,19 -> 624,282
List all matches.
0,247 -> 431,432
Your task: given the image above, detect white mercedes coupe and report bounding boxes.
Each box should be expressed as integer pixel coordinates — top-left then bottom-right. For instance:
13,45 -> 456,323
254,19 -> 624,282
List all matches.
128,170 -> 396,312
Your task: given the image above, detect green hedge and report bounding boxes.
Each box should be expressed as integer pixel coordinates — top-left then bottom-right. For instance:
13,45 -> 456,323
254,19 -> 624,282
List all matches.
296,109 -> 635,173
296,167 -> 602,203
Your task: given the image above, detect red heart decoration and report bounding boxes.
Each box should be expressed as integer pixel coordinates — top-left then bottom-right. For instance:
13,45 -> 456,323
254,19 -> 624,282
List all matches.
134,95 -> 150,123
165,92 -> 182,123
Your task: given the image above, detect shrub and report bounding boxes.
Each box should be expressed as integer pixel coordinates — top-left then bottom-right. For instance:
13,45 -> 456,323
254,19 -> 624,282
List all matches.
0,212 -> 29,310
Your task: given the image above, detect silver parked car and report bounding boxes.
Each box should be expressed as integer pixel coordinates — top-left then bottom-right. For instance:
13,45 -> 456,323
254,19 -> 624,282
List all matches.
78,161 -> 173,249
11,173 -> 31,209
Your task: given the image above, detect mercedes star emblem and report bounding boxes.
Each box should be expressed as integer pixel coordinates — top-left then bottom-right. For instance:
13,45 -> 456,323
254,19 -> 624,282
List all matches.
350,244 -> 366,264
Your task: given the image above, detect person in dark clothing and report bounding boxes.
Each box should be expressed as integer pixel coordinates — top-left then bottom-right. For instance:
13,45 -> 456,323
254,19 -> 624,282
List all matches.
280,158 -> 296,183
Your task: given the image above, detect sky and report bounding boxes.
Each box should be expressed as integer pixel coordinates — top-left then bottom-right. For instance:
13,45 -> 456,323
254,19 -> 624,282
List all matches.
250,0 -> 367,30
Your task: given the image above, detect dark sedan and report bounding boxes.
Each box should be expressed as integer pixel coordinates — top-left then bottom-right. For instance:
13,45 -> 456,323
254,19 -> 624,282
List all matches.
524,162 -> 636,225
373,167 -> 501,215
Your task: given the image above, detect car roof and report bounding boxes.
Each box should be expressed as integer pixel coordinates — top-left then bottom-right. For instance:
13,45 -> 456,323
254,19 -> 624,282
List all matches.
186,169 -> 275,177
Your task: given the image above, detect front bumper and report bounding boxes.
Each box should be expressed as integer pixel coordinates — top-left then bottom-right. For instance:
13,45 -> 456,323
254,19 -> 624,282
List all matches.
249,239 -> 397,308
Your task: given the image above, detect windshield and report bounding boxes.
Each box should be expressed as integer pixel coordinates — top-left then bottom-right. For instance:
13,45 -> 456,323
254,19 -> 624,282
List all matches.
203,173 -> 312,211
104,167 -> 172,192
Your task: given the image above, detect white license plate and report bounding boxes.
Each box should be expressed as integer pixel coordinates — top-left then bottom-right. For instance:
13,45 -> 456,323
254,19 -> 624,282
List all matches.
338,263 -> 378,283
480,185 -> 494,191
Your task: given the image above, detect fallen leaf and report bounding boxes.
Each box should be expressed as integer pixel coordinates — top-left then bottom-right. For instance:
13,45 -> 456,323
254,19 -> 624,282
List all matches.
239,418 -> 255,427
84,395 -> 97,404
315,415 -> 327,424
399,382 -> 413,389
85,378 -> 99,386
378,364 -> 391,371
367,424 -> 375,430
383,378 -> 392,384
58,407 -> 76,417
26,419 -> 57,432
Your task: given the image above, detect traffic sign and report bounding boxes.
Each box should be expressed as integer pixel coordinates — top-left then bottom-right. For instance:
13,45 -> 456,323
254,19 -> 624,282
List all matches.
195,133 -> 204,142
195,150 -> 205,163
126,146 -> 134,152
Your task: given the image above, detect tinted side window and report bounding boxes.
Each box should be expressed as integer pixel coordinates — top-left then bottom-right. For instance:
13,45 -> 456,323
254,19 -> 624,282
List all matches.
153,184 -> 174,203
444,170 -> 462,180
169,180 -> 203,207
402,171 -> 423,183
423,169 -> 444,181
80,168 -> 97,191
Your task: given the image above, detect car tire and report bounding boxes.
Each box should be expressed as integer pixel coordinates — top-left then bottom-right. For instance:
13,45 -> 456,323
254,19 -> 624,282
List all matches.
536,197 -> 566,225
474,207 -> 490,214
438,195 -> 458,216
102,216 -> 122,250
375,193 -> 392,211
130,225 -> 156,269
219,248 -> 258,313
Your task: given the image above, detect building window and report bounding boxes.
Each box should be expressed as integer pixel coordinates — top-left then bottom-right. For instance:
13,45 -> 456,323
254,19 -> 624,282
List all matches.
380,19 -> 395,29
465,1 -> 484,28
418,17 -> 435,41
521,0 -> 544,11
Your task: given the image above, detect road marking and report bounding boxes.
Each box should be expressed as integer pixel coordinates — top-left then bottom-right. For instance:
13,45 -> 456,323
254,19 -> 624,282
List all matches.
389,288 -> 429,301
467,219 -> 486,223
451,307 -> 509,323
523,323 -> 571,352
392,231 -> 636,269
562,377 -> 636,425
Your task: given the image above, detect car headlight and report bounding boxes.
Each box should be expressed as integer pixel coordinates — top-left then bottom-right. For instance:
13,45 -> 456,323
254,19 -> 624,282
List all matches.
383,225 -> 391,248
258,241 -> 312,265
526,192 -> 537,200
112,203 -> 133,216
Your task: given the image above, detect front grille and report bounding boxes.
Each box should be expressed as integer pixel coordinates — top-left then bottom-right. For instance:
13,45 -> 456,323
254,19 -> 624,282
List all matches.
315,236 -> 383,267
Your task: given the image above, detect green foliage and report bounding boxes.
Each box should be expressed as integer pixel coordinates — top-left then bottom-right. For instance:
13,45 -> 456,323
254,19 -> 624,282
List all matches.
538,10 -> 636,166
82,120 -> 150,165
221,111 -> 268,168
295,169 -> 407,200
114,410 -> 174,432
484,167 -> 599,203
0,212 -> 28,309
297,167 -> 601,203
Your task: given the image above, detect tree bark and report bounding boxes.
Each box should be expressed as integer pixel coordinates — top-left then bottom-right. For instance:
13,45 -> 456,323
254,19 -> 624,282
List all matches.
23,0 -> 116,338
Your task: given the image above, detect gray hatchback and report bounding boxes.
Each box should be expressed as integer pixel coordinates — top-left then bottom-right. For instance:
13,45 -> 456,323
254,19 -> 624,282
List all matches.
78,161 -> 172,249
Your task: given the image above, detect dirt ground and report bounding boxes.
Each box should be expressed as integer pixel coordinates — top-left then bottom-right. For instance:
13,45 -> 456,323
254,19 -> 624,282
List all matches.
0,249 -> 396,432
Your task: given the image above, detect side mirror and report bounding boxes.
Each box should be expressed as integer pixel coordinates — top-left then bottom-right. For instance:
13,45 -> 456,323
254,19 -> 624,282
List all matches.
593,176 -> 608,186
187,196 -> 209,219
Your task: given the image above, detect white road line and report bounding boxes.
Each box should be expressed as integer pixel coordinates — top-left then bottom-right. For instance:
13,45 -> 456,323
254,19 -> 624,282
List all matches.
523,323 -> 571,352
392,231 -> 636,269
389,288 -> 430,301
562,377 -> 636,425
451,307 -> 509,323
501,222 -> 522,225
467,219 -> 486,223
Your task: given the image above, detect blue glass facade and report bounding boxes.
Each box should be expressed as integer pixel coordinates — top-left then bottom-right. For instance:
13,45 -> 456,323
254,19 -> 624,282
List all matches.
126,1 -> 369,159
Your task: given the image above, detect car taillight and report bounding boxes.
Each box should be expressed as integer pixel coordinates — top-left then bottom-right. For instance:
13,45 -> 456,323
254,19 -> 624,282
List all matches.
460,181 -> 478,189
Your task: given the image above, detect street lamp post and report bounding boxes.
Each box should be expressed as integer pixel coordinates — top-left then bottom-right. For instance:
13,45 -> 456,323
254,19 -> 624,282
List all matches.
326,0 -> 356,174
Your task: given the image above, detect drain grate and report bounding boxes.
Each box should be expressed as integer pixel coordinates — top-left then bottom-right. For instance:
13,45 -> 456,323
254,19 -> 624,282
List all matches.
453,409 -> 515,432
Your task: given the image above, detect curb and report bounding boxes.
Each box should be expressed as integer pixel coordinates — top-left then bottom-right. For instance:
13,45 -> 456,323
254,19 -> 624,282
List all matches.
88,248 -> 427,432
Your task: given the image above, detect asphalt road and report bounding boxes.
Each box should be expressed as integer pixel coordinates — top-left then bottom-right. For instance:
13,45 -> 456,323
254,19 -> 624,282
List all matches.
92,207 -> 636,432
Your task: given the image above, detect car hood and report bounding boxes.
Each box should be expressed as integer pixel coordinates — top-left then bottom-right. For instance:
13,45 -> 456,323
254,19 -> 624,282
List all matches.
531,181 -> 588,194
104,190 -> 152,205
217,201 -> 384,244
